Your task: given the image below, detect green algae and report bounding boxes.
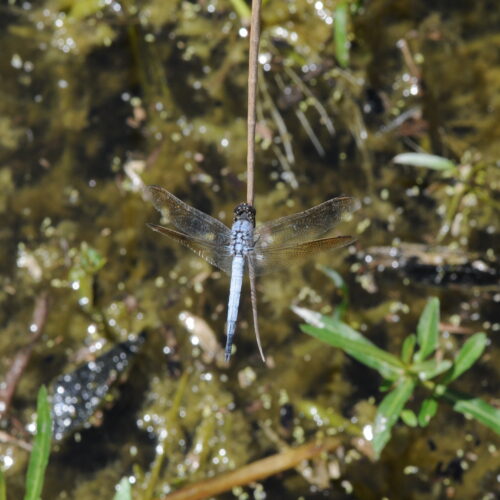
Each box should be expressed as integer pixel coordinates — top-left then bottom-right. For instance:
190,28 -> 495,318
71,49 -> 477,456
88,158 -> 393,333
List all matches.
0,1 -> 499,499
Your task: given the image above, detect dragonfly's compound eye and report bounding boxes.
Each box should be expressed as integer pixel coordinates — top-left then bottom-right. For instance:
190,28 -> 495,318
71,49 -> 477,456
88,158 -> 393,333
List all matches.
233,203 -> 256,224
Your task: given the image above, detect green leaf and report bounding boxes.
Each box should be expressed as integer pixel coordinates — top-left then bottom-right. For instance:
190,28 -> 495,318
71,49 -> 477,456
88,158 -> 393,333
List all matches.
113,477 -> 132,500
401,334 -> 416,364
400,409 -> 418,427
300,317 -> 404,380
414,298 -> 440,362
442,388 -> 500,435
441,333 -> 488,384
292,306 -> 405,380
320,266 -> 349,320
418,398 -> 438,427
334,1 -> 350,68
0,468 -> 6,500
411,359 -> 452,381
24,386 -> 52,500
372,378 -> 416,457
393,153 -> 457,171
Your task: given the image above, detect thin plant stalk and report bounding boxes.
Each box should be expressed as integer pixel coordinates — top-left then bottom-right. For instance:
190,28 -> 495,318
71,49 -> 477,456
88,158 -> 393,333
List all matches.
246,0 -> 265,363
246,0 -> 262,206
259,68 -> 295,164
162,437 -> 341,500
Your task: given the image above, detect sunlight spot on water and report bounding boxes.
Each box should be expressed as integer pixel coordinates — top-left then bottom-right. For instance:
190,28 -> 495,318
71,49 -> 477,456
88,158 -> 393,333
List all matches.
2,455 -> 14,469
404,465 -> 419,475
11,54 -> 23,69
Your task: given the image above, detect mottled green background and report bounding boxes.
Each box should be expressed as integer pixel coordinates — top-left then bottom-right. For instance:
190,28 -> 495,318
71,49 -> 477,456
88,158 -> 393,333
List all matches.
1,0 -> 499,499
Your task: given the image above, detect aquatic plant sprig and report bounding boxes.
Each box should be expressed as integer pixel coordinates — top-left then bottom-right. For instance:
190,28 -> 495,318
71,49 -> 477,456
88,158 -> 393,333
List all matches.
294,287 -> 498,458
393,152 -> 499,242
24,386 -> 52,500
1,386 -> 54,500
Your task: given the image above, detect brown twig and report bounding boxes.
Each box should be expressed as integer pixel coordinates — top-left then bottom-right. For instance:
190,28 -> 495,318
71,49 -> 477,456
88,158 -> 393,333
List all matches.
0,430 -> 32,452
246,0 -> 262,207
161,437 -> 340,500
0,292 -> 49,418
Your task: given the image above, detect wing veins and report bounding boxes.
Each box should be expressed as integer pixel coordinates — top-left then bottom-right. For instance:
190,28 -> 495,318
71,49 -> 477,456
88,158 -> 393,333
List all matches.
255,196 -> 357,250
147,223 -> 232,274
250,235 -> 355,275
146,185 -> 231,246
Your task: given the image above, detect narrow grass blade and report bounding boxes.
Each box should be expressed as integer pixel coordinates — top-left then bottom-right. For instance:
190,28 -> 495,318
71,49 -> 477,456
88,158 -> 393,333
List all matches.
24,386 -> 52,500
334,1 -> 350,68
418,398 -> 438,427
320,266 -> 349,320
293,307 -> 372,345
372,378 -> 416,457
414,297 -> 439,362
442,388 -> 500,435
229,0 -> 251,20
0,468 -> 6,500
113,477 -> 132,500
441,333 -> 488,384
300,320 -> 404,380
393,153 -> 457,170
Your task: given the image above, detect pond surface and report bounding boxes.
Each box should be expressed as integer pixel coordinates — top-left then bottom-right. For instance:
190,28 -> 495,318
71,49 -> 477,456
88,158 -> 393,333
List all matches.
0,1 -> 499,499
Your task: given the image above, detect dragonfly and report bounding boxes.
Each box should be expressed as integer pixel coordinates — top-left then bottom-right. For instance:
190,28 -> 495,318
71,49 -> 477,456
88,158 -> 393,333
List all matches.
146,185 -> 357,361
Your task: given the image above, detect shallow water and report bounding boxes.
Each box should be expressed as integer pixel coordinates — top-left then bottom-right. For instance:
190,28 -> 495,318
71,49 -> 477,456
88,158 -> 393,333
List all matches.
1,1 -> 499,499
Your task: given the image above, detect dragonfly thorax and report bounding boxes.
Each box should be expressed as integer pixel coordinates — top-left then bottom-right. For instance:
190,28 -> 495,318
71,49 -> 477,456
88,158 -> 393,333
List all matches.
230,219 -> 254,256
230,203 -> 256,257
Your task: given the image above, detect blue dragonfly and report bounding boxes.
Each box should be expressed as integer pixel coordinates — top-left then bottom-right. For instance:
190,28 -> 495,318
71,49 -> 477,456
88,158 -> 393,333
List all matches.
146,185 -> 356,361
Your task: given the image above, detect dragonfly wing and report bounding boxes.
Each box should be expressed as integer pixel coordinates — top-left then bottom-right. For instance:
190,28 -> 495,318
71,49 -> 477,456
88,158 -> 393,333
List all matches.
146,185 -> 231,246
250,235 -> 355,275
147,223 -> 233,274
255,197 -> 357,249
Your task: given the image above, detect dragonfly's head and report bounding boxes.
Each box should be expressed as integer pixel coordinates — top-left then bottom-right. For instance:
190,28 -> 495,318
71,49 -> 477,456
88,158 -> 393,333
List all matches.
233,203 -> 256,226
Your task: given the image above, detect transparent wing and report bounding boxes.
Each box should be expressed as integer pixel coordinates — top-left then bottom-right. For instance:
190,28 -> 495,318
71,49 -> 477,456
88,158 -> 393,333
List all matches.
249,235 -> 355,275
147,224 -> 233,274
146,185 -> 231,247
254,197 -> 357,250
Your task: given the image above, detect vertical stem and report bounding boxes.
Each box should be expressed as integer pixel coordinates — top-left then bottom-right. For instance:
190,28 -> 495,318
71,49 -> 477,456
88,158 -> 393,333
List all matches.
246,2 -> 264,363
246,0 -> 262,206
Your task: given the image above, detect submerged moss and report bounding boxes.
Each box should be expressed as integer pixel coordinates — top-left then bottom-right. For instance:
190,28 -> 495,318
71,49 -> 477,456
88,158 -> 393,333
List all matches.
0,1 -> 499,499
